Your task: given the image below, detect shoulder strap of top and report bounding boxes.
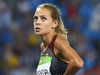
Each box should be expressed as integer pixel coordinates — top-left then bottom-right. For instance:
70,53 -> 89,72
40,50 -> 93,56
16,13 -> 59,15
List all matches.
48,34 -> 58,51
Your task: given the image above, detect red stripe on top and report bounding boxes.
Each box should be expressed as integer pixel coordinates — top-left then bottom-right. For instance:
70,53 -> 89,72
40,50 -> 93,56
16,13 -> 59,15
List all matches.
48,35 -> 58,51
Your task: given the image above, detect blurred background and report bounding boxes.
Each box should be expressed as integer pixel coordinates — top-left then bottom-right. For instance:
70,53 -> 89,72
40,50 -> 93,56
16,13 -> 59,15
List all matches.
0,0 -> 100,75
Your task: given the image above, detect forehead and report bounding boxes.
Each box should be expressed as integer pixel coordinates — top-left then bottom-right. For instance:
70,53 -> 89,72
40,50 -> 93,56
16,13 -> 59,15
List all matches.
34,8 -> 51,17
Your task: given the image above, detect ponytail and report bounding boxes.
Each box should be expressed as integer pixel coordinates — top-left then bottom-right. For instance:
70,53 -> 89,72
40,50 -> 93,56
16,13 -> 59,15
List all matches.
55,17 -> 68,39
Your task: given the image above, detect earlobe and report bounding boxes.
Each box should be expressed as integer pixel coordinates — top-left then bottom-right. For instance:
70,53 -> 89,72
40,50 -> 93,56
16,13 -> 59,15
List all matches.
52,26 -> 55,29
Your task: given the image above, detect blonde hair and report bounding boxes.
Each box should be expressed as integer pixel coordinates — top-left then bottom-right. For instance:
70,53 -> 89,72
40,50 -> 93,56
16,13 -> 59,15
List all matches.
37,3 -> 68,39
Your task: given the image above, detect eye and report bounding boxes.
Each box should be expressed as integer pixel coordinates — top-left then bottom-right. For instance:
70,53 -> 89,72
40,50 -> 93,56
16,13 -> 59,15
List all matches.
41,16 -> 47,21
33,16 -> 38,21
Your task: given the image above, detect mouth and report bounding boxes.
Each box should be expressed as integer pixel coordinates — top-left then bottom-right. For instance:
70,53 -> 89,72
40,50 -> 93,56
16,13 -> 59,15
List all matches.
35,27 -> 41,32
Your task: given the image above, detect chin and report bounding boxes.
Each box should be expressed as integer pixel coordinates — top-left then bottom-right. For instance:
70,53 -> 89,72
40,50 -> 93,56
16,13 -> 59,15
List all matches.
34,32 -> 42,35
34,32 -> 48,36
34,33 -> 41,35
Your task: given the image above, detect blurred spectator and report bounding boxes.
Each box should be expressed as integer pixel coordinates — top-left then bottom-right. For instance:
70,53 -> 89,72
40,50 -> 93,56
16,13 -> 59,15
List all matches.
87,3 -> 100,55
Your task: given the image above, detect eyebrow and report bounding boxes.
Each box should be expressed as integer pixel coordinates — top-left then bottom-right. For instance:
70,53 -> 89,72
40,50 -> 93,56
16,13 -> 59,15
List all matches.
33,15 -> 47,18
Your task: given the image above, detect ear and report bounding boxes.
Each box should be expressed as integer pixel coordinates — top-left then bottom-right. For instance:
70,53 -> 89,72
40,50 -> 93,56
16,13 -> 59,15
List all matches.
53,20 -> 58,28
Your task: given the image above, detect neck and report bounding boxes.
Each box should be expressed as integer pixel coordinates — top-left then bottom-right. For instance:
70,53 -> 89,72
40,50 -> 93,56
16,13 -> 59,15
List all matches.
40,33 -> 56,48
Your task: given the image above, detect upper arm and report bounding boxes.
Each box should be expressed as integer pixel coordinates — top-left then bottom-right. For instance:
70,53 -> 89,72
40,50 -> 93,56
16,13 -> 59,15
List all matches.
54,36 -> 83,63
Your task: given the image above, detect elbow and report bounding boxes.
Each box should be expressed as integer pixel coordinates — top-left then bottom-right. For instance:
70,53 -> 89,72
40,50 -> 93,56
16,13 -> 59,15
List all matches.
75,59 -> 84,69
80,60 -> 84,68
70,59 -> 84,69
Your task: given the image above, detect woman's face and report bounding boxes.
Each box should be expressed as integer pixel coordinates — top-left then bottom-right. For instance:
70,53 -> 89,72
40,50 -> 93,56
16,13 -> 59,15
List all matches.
33,8 -> 55,35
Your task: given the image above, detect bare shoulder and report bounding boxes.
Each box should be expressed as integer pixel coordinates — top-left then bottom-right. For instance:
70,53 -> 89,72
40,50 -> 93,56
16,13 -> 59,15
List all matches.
55,35 -> 70,48
54,35 -> 84,66
54,35 -> 71,53
40,42 -> 44,50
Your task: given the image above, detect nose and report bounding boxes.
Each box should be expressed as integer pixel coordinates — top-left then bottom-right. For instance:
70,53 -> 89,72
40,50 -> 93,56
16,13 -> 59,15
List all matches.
35,22 -> 40,26
34,18 -> 41,26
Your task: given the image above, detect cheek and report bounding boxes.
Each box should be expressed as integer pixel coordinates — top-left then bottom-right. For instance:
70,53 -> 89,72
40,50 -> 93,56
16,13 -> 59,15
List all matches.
43,22 -> 52,31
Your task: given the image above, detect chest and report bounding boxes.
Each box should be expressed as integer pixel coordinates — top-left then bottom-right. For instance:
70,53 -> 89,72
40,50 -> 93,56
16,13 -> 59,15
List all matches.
37,49 -> 53,75
36,48 -> 68,75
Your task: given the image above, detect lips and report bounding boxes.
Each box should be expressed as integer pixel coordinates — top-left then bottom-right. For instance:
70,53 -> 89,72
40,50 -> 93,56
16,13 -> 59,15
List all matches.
35,27 -> 41,29
35,27 -> 41,32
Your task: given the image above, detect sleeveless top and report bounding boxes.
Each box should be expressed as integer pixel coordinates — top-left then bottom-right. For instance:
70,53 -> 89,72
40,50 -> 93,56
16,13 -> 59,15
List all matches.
37,35 -> 68,75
